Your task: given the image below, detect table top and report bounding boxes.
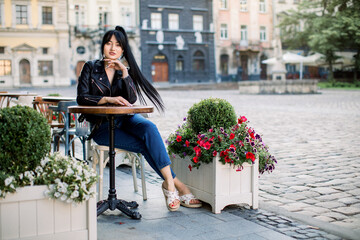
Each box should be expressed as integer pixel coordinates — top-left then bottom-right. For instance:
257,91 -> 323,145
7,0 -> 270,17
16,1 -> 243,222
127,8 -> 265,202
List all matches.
0,93 -> 37,97
68,105 -> 154,115
41,96 -> 76,102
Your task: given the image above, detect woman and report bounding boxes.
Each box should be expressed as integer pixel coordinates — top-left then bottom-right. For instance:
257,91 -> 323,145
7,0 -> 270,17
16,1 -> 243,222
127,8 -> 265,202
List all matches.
77,26 -> 201,211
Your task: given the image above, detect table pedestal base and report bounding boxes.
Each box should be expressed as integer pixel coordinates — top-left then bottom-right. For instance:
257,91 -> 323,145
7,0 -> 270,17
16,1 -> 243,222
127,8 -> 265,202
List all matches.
97,198 -> 141,219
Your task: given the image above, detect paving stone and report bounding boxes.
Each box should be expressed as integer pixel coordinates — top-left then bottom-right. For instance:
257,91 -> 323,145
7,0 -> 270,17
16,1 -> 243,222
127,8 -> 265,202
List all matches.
295,210 -> 317,217
338,197 -> 360,205
302,206 -> 329,214
322,211 -> 347,220
281,193 -> 308,201
314,201 -> 346,209
314,215 -> 335,222
311,187 -> 341,195
333,207 -> 360,216
348,188 -> 360,196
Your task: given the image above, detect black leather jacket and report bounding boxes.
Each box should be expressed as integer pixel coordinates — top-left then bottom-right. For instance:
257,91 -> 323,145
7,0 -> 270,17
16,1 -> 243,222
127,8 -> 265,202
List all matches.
76,59 -> 137,125
77,59 -> 137,106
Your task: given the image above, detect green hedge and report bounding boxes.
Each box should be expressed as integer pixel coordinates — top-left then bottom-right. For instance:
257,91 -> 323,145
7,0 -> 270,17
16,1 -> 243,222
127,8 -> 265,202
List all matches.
187,98 -> 237,134
0,105 -> 51,175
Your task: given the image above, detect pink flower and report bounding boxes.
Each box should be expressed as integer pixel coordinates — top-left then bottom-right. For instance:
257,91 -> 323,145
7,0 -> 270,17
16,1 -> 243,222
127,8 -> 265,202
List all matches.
185,140 -> 190,147
209,128 -> 213,132
194,146 -> 202,157
193,157 -> 199,163
238,116 -> 247,124
203,141 -> 211,150
212,150 -> 217,157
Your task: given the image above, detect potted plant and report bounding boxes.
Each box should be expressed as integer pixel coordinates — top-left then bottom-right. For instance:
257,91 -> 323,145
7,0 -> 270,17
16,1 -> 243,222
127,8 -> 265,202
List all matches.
0,105 -> 97,240
167,98 -> 277,213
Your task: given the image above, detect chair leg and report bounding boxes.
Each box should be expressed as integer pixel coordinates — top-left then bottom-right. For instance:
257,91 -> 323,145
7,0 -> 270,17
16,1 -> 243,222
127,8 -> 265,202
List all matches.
140,155 -> 147,201
130,153 -> 138,193
99,149 -> 105,202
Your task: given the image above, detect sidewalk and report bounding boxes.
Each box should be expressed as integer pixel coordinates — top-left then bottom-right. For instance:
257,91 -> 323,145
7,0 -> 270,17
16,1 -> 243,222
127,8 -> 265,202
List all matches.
15,85 -> 360,239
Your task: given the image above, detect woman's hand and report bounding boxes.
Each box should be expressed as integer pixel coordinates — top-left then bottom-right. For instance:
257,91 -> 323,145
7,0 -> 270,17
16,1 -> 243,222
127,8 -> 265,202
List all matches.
104,59 -> 129,78
99,96 -> 133,106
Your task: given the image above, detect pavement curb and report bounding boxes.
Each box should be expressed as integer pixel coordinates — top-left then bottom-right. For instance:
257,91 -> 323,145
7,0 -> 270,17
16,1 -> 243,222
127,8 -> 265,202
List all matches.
259,201 -> 360,240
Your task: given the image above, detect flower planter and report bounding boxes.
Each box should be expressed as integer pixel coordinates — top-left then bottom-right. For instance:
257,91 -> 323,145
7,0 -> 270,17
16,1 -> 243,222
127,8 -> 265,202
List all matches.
0,185 -> 97,240
171,155 -> 259,214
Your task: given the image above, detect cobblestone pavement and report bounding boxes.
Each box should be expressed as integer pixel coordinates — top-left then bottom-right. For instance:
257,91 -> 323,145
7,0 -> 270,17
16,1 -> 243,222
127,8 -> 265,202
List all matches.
21,86 -> 360,238
147,89 -> 360,235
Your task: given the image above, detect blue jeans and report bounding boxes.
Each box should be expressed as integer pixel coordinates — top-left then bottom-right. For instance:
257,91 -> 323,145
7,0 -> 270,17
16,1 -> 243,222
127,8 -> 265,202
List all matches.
92,114 -> 175,179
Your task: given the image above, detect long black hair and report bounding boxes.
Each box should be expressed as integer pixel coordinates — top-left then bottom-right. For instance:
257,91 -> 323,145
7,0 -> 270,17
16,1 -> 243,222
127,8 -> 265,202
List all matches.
101,26 -> 165,111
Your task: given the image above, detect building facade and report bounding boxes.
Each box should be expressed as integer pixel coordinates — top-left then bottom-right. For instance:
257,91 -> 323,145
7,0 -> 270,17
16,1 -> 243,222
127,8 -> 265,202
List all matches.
139,0 -> 216,83
214,0 -> 274,81
68,0 -> 140,84
0,0 -> 70,88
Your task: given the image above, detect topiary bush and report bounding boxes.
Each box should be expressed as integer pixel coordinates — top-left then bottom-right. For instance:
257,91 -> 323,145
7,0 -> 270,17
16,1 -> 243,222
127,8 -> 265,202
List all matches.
187,98 -> 237,134
0,105 -> 51,175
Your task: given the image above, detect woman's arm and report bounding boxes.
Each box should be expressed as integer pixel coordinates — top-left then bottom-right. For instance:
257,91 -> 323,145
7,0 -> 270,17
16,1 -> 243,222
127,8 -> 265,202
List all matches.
76,61 -> 103,106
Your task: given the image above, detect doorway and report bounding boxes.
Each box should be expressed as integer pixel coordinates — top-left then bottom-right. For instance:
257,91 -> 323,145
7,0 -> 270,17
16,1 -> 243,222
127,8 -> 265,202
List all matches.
151,54 -> 168,82
240,55 -> 248,80
19,59 -> 31,84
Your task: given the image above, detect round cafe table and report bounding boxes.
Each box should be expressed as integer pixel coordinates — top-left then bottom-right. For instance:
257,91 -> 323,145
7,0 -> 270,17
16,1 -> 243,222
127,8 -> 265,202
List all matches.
68,105 -> 154,219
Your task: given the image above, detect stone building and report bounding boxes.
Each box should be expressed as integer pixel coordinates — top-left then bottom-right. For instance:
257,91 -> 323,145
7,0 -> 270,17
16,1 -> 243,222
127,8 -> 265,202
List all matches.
0,0 -> 70,88
214,0 -> 274,81
139,0 -> 216,83
68,0 -> 140,84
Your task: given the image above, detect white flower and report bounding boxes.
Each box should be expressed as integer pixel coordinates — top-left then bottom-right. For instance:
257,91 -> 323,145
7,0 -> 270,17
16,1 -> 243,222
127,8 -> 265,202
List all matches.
4,176 -> 15,186
65,167 -> 74,176
71,190 -> 79,199
66,198 -> 73,203
54,192 -> 61,198
60,195 -> 67,201
19,173 -> 23,180
55,178 -> 61,183
35,166 -> 43,174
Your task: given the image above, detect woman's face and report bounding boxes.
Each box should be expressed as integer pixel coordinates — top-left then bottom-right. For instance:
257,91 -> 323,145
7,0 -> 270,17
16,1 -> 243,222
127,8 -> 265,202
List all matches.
103,34 -> 123,60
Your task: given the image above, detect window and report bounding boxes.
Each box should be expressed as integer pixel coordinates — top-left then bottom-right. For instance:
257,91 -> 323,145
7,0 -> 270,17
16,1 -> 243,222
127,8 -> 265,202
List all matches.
0,47 -> 4,54
259,0 -> 266,13
192,50 -> 205,71
42,48 -> 48,54
0,60 -> 11,76
168,13 -> 179,30
278,0 -> 286,3
75,5 -> 86,29
260,26 -> 266,41
241,25 -> 247,40
16,5 -> 28,24
151,12 -> 162,29
220,24 -> 228,39
176,56 -> 184,71
99,7 -> 109,27
38,61 -> 53,76
42,6 -> 52,24
294,0 -> 300,3
193,15 -> 203,31
240,0 -> 247,11
121,7 -> 132,29
220,0 -> 228,9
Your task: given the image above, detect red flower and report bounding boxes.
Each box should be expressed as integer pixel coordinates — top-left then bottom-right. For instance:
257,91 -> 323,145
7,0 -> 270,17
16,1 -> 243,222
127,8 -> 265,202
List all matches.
209,128 -> 213,132
229,144 -> 236,151
238,116 -> 247,124
176,135 -> 182,142
246,152 -> 256,162
194,146 -> 202,157
220,150 -> 228,157
218,136 -> 222,142
52,115 -> 57,120
188,164 -> 192,171
224,156 -> 231,163
250,132 -> 255,139
229,133 -> 235,140
239,141 -> 244,147
185,140 -> 190,147
193,157 -> 199,163
212,150 -> 217,157
203,141 -> 211,150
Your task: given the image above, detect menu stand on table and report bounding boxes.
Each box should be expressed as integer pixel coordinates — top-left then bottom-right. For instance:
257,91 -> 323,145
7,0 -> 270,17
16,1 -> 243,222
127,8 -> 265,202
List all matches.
68,105 -> 154,219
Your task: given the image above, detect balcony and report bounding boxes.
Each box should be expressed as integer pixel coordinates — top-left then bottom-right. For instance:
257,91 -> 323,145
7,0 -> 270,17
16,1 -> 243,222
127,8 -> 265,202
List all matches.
233,40 -> 262,52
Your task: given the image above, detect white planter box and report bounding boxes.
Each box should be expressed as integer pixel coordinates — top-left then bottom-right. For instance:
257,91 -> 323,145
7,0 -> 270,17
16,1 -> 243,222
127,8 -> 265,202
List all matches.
0,185 -> 97,240
171,155 -> 259,213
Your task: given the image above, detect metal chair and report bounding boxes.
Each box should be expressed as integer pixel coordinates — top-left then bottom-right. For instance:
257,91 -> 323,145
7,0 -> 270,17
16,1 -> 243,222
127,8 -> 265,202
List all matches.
92,144 -> 147,201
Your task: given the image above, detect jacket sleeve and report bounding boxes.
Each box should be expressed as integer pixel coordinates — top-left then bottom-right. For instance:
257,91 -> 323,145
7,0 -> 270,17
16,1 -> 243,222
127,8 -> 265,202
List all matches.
122,75 -> 137,104
76,61 -> 103,106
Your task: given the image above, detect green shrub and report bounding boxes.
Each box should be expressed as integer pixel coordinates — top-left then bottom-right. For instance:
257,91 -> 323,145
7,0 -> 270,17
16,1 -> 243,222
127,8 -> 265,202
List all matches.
187,98 -> 237,134
0,105 -> 51,175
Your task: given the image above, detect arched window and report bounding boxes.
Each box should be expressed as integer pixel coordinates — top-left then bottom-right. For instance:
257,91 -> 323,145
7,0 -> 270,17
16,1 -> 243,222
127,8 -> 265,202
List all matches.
192,50 -> 205,71
175,55 -> 184,71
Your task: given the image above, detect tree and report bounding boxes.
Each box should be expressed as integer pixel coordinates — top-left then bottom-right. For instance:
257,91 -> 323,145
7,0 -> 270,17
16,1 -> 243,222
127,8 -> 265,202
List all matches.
278,0 -> 360,82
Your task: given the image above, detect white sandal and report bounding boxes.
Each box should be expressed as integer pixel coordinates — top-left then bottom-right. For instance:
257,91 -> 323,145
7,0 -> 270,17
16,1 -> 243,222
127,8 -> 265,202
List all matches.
162,183 -> 180,211
179,193 -> 202,208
